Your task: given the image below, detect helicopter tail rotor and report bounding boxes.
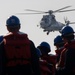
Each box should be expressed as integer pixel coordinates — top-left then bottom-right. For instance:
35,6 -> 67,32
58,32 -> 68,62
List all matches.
64,17 -> 69,24
64,17 -> 75,25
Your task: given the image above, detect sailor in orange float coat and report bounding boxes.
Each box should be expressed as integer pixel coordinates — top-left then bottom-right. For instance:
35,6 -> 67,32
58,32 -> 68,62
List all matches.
53,35 -> 65,69
36,48 -> 52,75
37,42 -> 57,75
56,26 -> 75,75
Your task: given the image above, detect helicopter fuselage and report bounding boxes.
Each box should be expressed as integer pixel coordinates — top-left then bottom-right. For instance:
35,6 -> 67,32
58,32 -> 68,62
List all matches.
44,22 -> 65,31
40,14 -> 65,34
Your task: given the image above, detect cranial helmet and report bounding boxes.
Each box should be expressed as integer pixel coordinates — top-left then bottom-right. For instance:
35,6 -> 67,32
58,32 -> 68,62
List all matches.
54,35 -> 63,45
40,42 -> 50,49
6,15 -> 20,26
60,26 -> 74,36
38,42 -> 51,53
36,48 -> 42,57
0,36 -> 3,43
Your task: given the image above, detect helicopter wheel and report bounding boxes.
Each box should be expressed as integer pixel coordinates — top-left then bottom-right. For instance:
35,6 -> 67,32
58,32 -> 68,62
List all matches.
47,32 -> 49,35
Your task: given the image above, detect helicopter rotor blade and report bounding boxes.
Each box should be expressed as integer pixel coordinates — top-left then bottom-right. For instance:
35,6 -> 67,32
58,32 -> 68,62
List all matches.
54,6 -> 71,13
25,6 -> 71,14
69,22 -> 75,24
16,6 -> 74,15
16,12 -> 46,15
25,9 -> 46,13
57,9 -> 75,12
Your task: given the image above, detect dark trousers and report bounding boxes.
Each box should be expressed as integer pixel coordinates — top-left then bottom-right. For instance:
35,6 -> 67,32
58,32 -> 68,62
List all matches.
3,65 -> 33,75
55,68 -> 75,75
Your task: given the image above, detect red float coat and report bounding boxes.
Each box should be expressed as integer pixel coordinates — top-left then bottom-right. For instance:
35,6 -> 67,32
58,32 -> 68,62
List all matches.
41,54 -> 57,75
39,59 -> 51,75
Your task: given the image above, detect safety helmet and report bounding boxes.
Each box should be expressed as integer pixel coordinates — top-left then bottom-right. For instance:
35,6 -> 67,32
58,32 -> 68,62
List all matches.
6,15 -> 20,26
39,42 -> 51,50
0,36 -> 3,43
36,48 -> 42,57
54,35 -> 63,45
37,42 -> 51,53
60,26 -> 74,36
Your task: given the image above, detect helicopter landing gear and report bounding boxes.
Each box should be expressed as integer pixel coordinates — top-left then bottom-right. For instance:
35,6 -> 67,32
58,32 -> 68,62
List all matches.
43,30 -> 46,32
47,31 -> 49,35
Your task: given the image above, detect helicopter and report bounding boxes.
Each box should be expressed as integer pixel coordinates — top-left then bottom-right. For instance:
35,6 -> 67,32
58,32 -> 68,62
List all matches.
16,6 -> 75,35
39,15 -> 65,35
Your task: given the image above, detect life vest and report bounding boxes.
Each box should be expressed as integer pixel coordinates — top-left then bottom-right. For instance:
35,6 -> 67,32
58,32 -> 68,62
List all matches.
41,54 -> 57,66
39,59 -> 51,75
55,47 -> 64,56
57,48 -> 67,68
64,39 -> 75,73
3,33 -> 31,67
41,54 -> 57,75
55,47 -> 64,67
64,39 -> 75,49
58,39 -> 75,69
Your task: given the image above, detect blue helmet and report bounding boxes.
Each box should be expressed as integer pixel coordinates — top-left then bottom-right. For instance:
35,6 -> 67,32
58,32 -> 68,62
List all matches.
61,26 -> 74,36
36,48 -> 42,57
6,15 -> 20,26
0,36 -> 3,44
39,42 -> 51,50
54,35 -> 63,45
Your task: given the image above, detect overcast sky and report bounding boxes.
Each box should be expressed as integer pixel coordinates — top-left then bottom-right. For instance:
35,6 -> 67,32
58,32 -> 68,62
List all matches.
0,0 -> 75,54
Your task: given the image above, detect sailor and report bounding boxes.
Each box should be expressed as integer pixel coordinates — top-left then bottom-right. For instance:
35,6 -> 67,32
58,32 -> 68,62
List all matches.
36,48 -> 52,75
37,42 -> 57,75
0,15 -> 41,75
54,35 -> 65,68
56,26 -> 75,75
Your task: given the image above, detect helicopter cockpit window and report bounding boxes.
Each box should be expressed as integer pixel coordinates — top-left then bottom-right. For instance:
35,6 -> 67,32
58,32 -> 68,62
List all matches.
42,15 -> 49,24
